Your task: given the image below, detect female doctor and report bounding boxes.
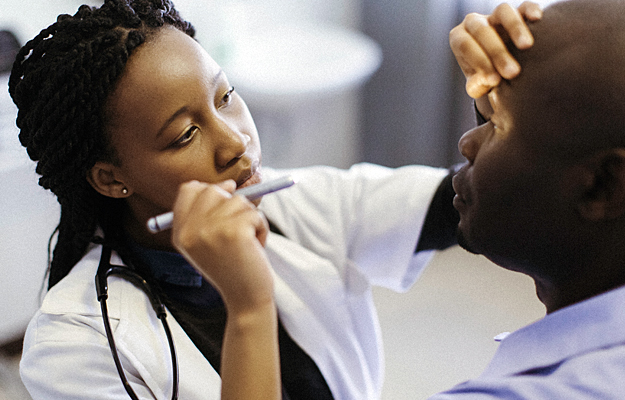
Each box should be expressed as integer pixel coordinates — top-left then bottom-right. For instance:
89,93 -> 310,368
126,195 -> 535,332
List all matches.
9,0 -> 540,398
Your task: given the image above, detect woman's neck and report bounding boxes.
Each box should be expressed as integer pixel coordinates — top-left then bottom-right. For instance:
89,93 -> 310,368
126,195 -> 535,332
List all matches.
122,207 -> 176,252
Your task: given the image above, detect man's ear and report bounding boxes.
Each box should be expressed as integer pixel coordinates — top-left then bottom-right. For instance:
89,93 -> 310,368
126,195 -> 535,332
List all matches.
577,149 -> 625,221
87,161 -> 132,198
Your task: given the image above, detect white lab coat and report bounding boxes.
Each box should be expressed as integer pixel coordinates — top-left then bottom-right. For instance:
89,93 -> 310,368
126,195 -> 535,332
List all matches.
20,163 -> 447,400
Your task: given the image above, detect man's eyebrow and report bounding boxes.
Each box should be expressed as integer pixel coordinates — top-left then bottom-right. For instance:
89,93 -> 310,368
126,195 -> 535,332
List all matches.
156,70 -> 226,138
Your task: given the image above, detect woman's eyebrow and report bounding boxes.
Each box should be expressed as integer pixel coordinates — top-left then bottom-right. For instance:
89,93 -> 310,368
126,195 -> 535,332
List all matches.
156,70 -> 226,138
212,69 -> 225,86
156,105 -> 189,138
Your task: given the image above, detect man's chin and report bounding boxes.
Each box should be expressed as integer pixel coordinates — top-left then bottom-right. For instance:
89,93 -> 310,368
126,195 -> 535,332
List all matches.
456,229 -> 480,255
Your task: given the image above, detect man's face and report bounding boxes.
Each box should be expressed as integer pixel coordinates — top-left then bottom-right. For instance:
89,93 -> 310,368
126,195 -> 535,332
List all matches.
449,0 -> 625,280
452,80 -> 578,275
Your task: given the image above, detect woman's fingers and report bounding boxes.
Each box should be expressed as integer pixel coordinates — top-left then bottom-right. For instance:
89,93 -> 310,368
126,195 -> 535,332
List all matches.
450,20 -> 502,98
170,180 -> 273,312
518,1 -> 543,21
450,2 -> 543,98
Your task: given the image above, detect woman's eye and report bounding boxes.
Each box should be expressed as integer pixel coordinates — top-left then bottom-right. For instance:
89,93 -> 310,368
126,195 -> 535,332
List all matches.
171,126 -> 198,148
219,86 -> 235,107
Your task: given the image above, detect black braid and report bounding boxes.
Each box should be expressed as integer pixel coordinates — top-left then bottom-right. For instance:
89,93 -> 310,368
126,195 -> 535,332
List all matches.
8,0 -> 195,289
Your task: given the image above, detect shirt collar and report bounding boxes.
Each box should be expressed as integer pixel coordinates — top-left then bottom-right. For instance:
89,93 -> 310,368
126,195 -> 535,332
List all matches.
129,243 -> 203,288
481,285 -> 625,378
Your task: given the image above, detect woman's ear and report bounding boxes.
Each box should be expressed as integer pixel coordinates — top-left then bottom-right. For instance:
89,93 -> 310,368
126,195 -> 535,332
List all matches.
577,149 -> 625,221
87,161 -> 132,198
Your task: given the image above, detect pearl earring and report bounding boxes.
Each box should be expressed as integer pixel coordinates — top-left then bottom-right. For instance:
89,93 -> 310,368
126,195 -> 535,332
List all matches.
121,187 -> 128,195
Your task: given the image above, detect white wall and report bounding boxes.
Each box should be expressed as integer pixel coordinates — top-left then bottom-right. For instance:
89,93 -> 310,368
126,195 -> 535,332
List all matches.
375,247 -> 545,399
487,0 -> 560,7
0,0 -> 100,343
0,1 -> 102,45
0,73 -> 59,343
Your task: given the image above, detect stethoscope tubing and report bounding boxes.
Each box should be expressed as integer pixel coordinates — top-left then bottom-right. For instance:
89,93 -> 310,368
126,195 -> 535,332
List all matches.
96,245 -> 179,400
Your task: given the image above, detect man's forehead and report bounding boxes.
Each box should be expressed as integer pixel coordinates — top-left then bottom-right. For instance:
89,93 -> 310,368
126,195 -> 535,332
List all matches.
517,0 -> 625,81
505,6 -> 615,116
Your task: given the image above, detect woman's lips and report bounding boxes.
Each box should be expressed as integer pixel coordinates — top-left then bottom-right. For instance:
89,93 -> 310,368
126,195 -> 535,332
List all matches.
237,168 -> 262,190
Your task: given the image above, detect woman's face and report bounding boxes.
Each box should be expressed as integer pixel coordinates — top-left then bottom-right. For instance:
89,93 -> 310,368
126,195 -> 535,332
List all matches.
102,26 -> 262,231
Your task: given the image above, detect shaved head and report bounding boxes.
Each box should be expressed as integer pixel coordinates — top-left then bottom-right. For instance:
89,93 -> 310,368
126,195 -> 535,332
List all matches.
453,0 -> 625,312
507,0 -> 625,160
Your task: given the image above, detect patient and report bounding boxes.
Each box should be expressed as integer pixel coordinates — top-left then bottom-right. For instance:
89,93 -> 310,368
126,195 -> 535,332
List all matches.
435,0 -> 625,397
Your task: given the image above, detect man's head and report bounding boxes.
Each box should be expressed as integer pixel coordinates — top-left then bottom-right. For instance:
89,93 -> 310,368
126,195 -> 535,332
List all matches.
452,0 -> 625,311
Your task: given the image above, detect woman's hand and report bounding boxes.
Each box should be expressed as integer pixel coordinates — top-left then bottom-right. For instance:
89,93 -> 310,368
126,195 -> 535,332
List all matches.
171,179 -> 274,314
450,1 -> 543,99
171,180 -> 280,400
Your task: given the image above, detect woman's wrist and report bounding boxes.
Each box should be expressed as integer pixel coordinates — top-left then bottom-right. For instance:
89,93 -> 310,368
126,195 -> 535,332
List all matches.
226,298 -> 277,330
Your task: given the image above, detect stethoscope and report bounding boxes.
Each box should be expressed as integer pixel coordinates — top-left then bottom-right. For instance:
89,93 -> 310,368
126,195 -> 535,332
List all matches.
95,244 -> 179,400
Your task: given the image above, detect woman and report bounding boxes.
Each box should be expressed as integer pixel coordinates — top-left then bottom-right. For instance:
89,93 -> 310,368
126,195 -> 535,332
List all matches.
9,0 -> 539,398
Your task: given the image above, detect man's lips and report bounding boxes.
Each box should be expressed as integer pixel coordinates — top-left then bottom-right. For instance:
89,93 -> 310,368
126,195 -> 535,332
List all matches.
452,193 -> 466,211
451,174 -> 467,210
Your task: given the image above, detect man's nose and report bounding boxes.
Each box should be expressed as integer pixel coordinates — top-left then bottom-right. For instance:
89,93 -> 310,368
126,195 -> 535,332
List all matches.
458,124 -> 487,164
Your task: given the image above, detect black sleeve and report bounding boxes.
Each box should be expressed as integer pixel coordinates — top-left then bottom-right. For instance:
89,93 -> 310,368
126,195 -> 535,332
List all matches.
415,166 -> 460,252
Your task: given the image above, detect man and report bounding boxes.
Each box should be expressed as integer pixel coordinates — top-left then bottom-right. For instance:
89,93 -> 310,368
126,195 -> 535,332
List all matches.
435,0 -> 625,397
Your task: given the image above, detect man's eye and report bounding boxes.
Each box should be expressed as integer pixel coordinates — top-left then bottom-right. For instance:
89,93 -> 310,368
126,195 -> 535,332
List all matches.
171,126 -> 198,148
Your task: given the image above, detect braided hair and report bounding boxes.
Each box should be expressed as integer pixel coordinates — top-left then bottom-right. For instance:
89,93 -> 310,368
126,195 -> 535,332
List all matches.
8,0 -> 195,288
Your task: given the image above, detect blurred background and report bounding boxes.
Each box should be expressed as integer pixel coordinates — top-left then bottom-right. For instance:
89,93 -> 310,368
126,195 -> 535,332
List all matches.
0,0 -> 556,398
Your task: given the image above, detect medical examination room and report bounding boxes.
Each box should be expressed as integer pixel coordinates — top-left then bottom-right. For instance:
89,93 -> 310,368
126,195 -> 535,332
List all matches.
0,0 -> 554,399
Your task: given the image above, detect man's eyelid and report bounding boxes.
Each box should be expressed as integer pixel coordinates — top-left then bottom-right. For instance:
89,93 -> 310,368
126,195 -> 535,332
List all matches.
487,89 -> 507,127
490,113 -> 503,129
487,89 -> 499,112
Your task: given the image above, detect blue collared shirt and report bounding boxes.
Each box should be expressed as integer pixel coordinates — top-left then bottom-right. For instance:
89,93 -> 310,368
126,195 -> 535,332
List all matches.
130,244 -> 224,309
430,285 -> 625,399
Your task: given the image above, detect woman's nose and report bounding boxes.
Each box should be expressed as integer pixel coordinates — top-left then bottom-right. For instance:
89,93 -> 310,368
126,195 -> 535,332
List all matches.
458,124 -> 486,164
214,125 -> 250,169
